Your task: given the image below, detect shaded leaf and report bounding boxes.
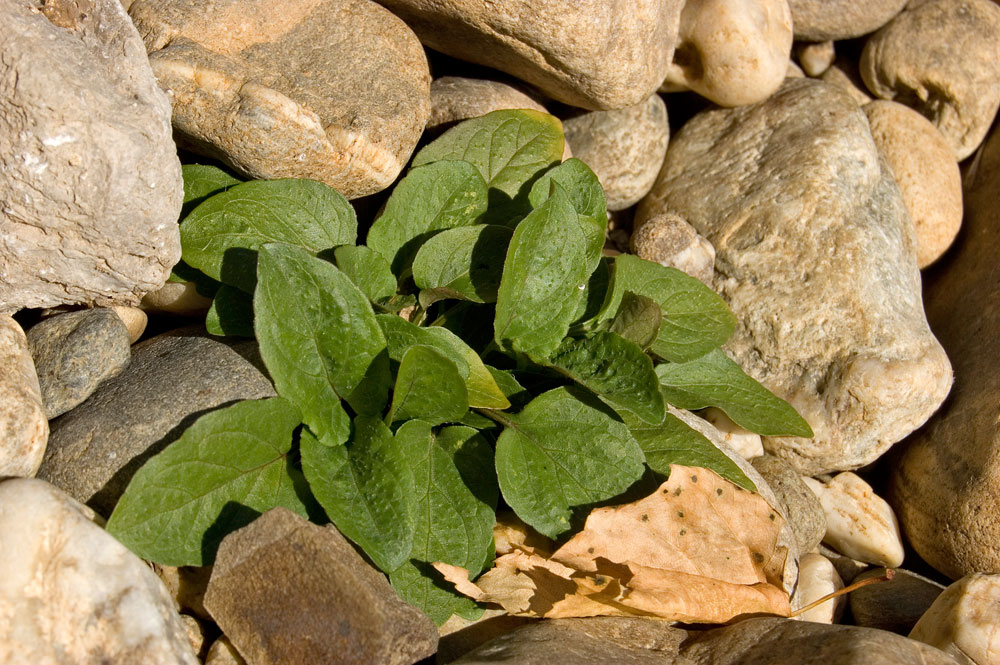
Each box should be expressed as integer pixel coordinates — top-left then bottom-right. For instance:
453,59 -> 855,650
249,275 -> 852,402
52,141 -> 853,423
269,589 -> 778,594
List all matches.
332,245 -> 397,302
181,164 -> 242,218
413,225 -> 512,306
389,345 -> 469,425
205,284 -> 254,337
528,158 -> 607,272
609,292 -> 662,350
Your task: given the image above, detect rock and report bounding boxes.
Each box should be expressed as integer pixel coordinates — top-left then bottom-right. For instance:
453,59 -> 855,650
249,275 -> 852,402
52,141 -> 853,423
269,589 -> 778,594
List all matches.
817,543 -> 870,585
863,100 -> 962,268
701,407 -> 764,459
0,478 -> 197,664
785,59 -> 805,79
37,328 -> 275,516
427,76 -> 548,132
860,0 -> 1000,160
375,0 -> 684,110
0,315 -> 48,477
109,306 -> 148,344
636,78 -> 952,475
662,0 -> 793,107
751,454 -> 826,554
888,125 -> 1000,579
203,507 -> 437,665
154,564 -> 213,621
178,614 -> 208,658
204,637 -> 247,665
140,281 -> 213,317
803,472 -> 905,567
0,0 -> 182,312
796,40 -> 834,77
791,552 -> 844,624
438,610 -> 532,664
680,617 -> 961,665
850,568 -> 945,634
129,0 -> 431,199
787,0 -> 907,40
909,574 -> 1000,665
562,94 -> 669,211
820,59 -> 873,106
26,309 -> 132,419
629,213 -> 716,285
451,617 -> 692,665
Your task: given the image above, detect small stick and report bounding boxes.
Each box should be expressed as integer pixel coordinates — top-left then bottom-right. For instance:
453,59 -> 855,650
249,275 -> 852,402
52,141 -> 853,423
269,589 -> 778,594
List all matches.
788,569 -> 896,618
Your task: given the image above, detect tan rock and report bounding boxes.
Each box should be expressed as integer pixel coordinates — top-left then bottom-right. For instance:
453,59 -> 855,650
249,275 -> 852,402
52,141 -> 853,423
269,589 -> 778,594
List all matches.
787,0 -> 907,40
629,213 -> 715,285
427,76 -> 547,132
820,59 -> 874,106
154,564 -> 213,621
751,454 -> 827,555
796,40 -> 834,77
785,59 -> 805,78
909,574 -> 1000,665
860,0 -> 1000,160
178,614 -> 207,657
204,637 -> 247,665
701,407 -> 763,459
129,0 -> 431,198
791,553 -> 844,624
109,306 -> 147,344
864,100 -> 962,268
0,315 -> 47,478
140,281 -> 213,317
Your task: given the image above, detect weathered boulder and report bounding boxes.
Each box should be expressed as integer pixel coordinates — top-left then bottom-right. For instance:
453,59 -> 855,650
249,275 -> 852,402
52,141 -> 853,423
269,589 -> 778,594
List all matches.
0,0 -> 182,312
637,78 -> 952,475
427,76 -> 547,132
787,0 -> 907,41
0,314 -> 48,477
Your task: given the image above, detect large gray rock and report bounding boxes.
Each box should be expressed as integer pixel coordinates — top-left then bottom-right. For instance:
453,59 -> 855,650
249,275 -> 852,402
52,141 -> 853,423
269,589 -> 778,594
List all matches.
637,78 -> 952,475
129,0 -> 431,199
0,478 -> 197,665
37,329 -> 275,517
204,507 -> 437,665
0,314 -> 48,477
0,0 -> 182,312
787,0 -> 907,41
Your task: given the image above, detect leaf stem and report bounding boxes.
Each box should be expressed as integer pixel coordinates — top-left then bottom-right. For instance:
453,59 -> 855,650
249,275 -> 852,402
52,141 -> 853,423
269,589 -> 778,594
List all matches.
788,569 -> 896,618
473,408 -> 515,429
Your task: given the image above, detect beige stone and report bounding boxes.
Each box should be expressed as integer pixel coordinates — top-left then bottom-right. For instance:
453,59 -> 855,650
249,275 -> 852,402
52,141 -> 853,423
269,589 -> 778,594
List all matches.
109,306 -> 147,344
427,76 -> 547,132
129,0 -> 431,198
820,59 -> 874,106
702,407 -> 763,459
787,0 -> 907,40
864,100 -> 962,268
791,553 -> 844,624
140,281 -> 213,317
909,574 -> 1000,665
796,40 -> 834,77
751,454 -> 826,555
861,0 -> 1000,160
785,60 -> 805,78
0,315 -> 47,478
629,213 -> 715,285
153,564 -> 212,621
204,637 -> 247,665
178,614 -> 207,657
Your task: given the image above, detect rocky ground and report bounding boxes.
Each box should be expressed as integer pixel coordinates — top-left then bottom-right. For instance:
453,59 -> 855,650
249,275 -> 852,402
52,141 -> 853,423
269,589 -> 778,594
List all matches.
1,0 -> 999,663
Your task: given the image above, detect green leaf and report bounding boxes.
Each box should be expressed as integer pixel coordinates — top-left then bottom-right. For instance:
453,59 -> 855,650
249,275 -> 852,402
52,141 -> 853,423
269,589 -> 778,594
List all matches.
546,332 -> 665,425
412,225 -> 512,306
655,349 -> 814,437
571,256 -> 612,328
255,244 -> 390,445
106,398 -> 312,567
367,161 -> 488,275
390,422 -> 496,624
609,292 -> 662,349
332,245 -> 397,303
300,419 -> 414,572
389,345 -> 469,425
205,284 -> 254,337
494,184 -> 588,358
181,164 -> 242,219
413,110 -> 565,225
528,158 -> 607,272
495,387 -> 645,538
181,179 -> 357,292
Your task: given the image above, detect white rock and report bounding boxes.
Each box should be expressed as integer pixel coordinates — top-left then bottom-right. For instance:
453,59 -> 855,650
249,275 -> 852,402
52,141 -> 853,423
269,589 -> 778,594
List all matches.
797,40 -> 834,77
792,552 -> 844,624
910,573 -> 1000,665
0,478 -> 198,665
702,407 -> 764,459
0,314 -> 48,477
803,472 -> 905,567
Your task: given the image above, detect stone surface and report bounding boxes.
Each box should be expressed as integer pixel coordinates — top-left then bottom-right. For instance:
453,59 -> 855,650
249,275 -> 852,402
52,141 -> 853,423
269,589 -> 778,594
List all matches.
427,76 -> 548,132
178,614 -> 208,659
863,100 -> 962,268
204,507 -> 437,665
629,213 -> 716,285
109,306 -> 148,344
702,407 -> 763,459
909,574 -> 1000,665
375,0 -> 684,110
860,0 -> 1000,160
26,309 -> 132,419
204,638 -> 247,665
751,454 -> 826,554
791,552 -> 843,624
37,328 -> 275,516
796,40 -> 834,77
129,0 -> 431,199
0,314 -> 48,477
787,0 -> 907,40
563,94 -> 669,211
154,564 -> 213,621
680,617 -> 961,665
140,281 -> 213,317
850,567 -> 945,635
820,59 -> 873,106
637,78 -> 952,475
888,125 -> 1000,579
817,543 -> 870,585
438,610 -> 532,664
0,0 -> 182,312
0,478 -> 197,665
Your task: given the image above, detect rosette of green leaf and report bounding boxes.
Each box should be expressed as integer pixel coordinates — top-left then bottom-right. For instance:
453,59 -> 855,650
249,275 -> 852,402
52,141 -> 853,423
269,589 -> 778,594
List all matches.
332,245 -> 397,303
180,179 -> 357,292
412,109 -> 564,225
528,158 -> 607,273
390,422 -> 497,624
366,161 -> 488,276
494,387 -> 646,539
106,398 -> 314,567
655,349 -> 814,437
608,292 -> 662,350
570,257 -> 612,329
206,285 -> 254,337
494,184 -> 589,359
254,244 -> 390,446
300,419 -> 415,572
388,345 -> 469,425
411,225 -> 512,307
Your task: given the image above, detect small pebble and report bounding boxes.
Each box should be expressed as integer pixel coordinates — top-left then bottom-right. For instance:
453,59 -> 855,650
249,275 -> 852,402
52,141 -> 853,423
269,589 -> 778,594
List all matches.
797,41 -> 835,77
792,552 -> 844,624
109,305 -> 148,344
630,213 -> 715,285
141,281 -> 213,317
205,636 -> 248,665
0,314 -> 48,477
702,408 -> 763,460
909,573 -> 1000,665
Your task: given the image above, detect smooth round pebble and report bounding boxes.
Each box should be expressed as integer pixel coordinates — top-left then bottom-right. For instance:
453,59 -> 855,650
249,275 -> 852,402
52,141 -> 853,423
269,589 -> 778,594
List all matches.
630,213 -> 715,285
792,552 -> 844,624
850,567 -> 945,635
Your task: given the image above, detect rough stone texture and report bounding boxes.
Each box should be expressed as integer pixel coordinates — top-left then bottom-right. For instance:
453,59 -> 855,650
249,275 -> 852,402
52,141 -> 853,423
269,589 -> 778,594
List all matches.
374,0 -> 684,111
790,553 -> 843,624
850,568 -> 945,634
751,454 -> 826,554
154,564 -> 213,621
178,615 -> 208,659
796,40 -> 834,77
0,478 -> 198,665
820,59 -> 873,106
563,94 -> 669,211
863,100 -> 962,268
787,0 -> 907,40
630,213 -> 716,285
438,610 -> 532,664
888,125 -> 1000,579
909,574 -> 1000,665
451,617 -> 692,665
129,0 -> 431,199
0,314 -> 48,477
26,309 -> 132,419
204,508 -> 437,665
860,0 -> 1000,160
0,0 -> 182,313
36,328 -> 275,517
427,76 -> 548,132
681,617 -> 961,665
637,78 -> 952,475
